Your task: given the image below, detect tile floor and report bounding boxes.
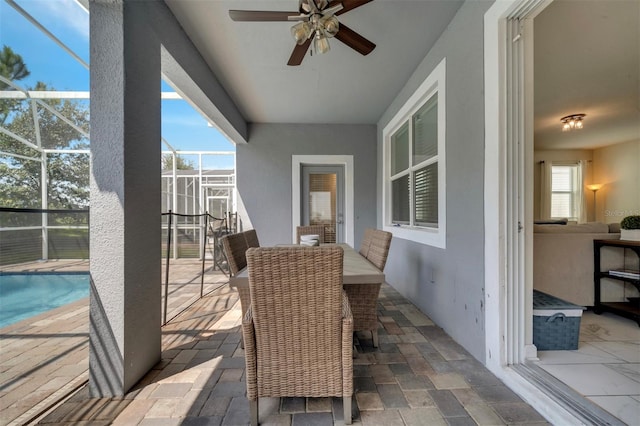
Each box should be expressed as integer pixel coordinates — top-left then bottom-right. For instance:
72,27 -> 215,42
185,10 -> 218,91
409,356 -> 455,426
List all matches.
535,310 -> 640,425
30,284 -> 550,425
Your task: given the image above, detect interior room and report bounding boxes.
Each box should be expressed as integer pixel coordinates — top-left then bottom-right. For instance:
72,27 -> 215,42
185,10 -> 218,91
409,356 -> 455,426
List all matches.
531,1 -> 640,423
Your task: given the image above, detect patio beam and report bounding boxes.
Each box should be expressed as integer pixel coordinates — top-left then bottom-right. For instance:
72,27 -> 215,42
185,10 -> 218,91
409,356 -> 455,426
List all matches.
0,91 -> 181,100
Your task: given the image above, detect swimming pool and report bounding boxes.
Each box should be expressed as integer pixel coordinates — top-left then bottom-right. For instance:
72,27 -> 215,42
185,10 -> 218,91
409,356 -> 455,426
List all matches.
0,272 -> 90,328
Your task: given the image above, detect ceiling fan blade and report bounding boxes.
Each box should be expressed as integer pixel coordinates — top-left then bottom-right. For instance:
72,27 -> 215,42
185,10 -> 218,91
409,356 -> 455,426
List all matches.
335,23 -> 375,56
229,10 -> 298,21
287,38 -> 312,66
330,0 -> 373,15
323,3 -> 344,16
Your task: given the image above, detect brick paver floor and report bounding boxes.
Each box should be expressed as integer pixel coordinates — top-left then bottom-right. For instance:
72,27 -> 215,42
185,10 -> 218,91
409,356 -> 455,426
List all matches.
30,283 -> 549,425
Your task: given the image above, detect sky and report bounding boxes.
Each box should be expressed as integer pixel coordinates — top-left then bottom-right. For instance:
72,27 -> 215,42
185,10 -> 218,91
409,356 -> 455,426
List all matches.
0,0 -> 236,169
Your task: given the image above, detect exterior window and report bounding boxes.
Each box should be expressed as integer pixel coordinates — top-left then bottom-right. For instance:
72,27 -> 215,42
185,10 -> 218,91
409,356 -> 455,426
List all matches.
551,165 -> 580,220
383,58 -> 446,248
390,95 -> 438,227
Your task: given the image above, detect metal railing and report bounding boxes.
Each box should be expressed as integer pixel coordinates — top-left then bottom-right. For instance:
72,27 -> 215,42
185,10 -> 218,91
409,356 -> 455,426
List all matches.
0,207 -> 89,266
160,211 -> 233,324
0,207 -> 238,326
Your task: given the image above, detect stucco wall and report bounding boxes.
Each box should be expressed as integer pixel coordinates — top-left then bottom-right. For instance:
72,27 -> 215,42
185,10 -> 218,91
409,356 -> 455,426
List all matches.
377,0 -> 494,362
237,123 -> 377,247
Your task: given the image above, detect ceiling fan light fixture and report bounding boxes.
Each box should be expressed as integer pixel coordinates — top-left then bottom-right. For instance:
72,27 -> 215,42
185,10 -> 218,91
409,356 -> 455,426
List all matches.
291,21 -> 313,44
230,0 -> 376,66
314,33 -> 331,54
321,15 -> 339,37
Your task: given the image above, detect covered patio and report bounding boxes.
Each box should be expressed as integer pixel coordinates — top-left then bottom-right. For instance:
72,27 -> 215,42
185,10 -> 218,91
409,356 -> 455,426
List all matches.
4,0 -> 636,424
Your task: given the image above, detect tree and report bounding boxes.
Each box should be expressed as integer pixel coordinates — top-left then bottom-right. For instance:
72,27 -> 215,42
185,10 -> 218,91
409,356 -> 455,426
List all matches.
0,45 -> 31,124
162,153 -> 195,171
0,81 -> 90,210
0,45 -> 30,88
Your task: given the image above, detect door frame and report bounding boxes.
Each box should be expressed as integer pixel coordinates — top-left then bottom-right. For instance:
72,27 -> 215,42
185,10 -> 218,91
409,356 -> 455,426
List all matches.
292,155 -> 354,246
484,1 -> 588,424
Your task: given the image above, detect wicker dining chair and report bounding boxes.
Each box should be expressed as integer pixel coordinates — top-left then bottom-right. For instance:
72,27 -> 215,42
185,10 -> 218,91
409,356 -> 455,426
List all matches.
221,233 -> 250,317
358,228 -> 375,258
243,229 -> 260,248
243,246 -> 353,426
296,224 -> 326,244
346,229 -> 392,348
366,229 -> 392,271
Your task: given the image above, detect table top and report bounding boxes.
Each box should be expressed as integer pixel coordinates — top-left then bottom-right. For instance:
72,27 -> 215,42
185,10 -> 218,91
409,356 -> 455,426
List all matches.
229,244 -> 385,288
594,239 -> 640,248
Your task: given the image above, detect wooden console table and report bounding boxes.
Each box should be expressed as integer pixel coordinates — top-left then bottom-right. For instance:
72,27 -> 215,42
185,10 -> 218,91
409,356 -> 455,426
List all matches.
593,239 -> 640,326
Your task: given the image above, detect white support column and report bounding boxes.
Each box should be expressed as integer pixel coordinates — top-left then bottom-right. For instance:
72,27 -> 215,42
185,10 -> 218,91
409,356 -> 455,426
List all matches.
89,0 -> 161,397
32,98 -> 48,260
40,150 -> 48,260
172,152 -> 178,259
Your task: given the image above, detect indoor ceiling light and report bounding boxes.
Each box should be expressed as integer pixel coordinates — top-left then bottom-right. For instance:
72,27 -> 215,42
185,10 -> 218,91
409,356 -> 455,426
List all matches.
561,114 -> 586,132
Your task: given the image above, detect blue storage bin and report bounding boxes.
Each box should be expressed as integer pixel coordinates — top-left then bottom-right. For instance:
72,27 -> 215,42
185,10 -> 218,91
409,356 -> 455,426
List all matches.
533,290 -> 585,350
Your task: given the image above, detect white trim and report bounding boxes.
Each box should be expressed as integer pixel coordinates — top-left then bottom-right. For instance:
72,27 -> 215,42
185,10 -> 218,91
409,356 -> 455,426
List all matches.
491,367 -> 587,425
484,1 -> 589,424
291,155 -> 354,247
484,0 -> 507,373
381,58 -> 446,248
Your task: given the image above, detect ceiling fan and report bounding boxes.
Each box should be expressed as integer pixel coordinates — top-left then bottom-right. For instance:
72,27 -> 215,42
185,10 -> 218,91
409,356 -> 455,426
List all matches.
229,0 -> 375,66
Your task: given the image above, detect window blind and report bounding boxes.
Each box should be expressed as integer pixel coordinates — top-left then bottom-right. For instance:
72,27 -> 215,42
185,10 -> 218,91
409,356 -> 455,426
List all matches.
414,163 -> 438,226
550,165 -> 578,219
309,173 -> 336,222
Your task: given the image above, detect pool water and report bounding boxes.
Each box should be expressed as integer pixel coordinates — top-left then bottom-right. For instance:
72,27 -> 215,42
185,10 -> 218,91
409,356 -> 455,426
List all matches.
0,273 -> 90,328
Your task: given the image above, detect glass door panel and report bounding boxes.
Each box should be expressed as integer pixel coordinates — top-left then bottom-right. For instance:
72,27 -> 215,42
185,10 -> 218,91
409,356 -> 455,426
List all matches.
302,166 -> 344,243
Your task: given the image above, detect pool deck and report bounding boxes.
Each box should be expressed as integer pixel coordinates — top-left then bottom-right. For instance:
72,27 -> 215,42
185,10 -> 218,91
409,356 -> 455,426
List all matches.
0,259 -> 229,426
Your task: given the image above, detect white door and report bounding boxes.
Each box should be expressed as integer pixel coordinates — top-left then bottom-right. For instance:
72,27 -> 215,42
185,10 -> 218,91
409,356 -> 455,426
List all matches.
291,155 -> 354,246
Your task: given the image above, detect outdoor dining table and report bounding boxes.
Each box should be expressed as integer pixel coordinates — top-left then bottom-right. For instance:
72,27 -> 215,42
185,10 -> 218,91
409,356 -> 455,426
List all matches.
230,243 -> 384,286
228,243 -> 385,313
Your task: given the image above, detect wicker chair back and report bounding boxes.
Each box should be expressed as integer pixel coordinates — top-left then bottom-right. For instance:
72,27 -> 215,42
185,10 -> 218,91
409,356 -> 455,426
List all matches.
242,246 -> 353,424
243,229 -> 260,248
358,228 -> 375,258
296,225 -> 326,244
220,233 -> 248,276
367,230 -> 392,271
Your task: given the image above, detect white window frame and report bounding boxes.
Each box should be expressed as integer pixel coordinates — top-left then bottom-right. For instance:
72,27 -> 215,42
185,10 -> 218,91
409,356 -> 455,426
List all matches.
382,58 -> 446,248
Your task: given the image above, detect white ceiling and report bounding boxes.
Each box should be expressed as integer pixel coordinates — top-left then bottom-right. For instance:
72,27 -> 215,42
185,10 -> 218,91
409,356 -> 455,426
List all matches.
533,0 -> 640,150
165,0 -> 464,124
165,0 -> 639,150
